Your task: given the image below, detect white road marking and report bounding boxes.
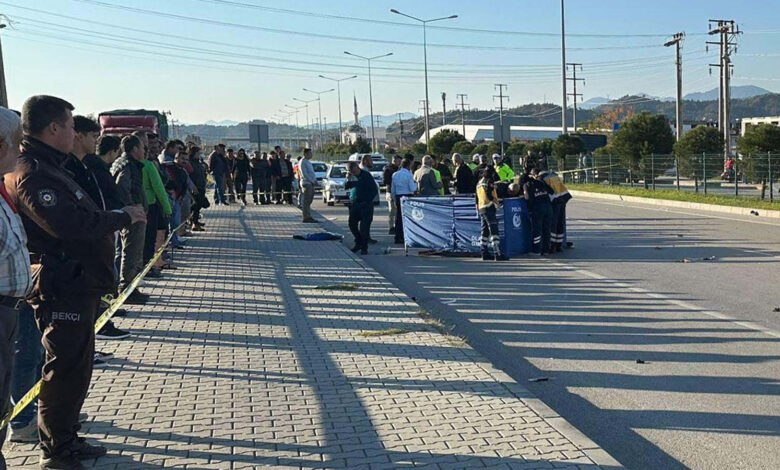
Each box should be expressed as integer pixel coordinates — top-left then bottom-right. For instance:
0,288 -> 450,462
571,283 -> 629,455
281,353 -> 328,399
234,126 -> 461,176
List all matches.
576,197 -> 780,227
550,261 -> 780,339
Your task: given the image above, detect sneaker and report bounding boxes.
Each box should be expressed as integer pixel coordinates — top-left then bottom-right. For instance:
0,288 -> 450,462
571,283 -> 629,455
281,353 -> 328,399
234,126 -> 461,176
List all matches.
96,322 -> 130,340
124,291 -> 149,305
350,245 -> 360,253
481,252 -> 491,261
95,351 -> 114,359
8,420 -> 38,443
71,437 -> 107,460
302,218 -> 317,223
367,238 -> 378,245
93,355 -> 108,368
494,254 -> 510,261
39,454 -> 86,470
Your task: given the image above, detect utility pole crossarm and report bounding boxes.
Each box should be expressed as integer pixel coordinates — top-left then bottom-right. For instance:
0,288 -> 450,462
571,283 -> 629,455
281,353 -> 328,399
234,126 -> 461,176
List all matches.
565,63 -> 585,131
493,84 -> 509,156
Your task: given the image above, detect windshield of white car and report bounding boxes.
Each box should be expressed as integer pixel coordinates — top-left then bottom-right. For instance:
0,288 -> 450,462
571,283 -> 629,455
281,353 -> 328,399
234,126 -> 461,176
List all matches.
329,167 -> 347,178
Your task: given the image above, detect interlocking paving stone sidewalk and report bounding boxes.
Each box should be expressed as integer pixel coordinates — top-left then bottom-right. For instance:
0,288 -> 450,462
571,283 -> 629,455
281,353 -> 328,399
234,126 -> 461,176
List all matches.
5,204 -> 621,469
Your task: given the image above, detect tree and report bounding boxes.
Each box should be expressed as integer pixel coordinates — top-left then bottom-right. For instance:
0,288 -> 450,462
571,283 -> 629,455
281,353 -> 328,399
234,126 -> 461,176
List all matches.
552,134 -> 585,172
737,123 -> 780,183
428,129 -> 466,156
673,126 -> 723,179
528,139 -> 554,158
410,142 -> 428,156
349,136 -> 371,154
451,140 -> 476,156
505,141 -> 527,157
611,112 -> 675,178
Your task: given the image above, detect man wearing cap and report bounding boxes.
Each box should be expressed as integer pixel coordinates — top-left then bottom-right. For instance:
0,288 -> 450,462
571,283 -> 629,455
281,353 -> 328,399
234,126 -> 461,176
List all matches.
468,154 -> 479,171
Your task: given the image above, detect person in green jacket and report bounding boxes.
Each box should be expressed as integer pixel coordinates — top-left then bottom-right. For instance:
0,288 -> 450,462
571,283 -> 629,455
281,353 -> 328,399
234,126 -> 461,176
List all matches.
493,154 -> 515,182
141,156 -> 172,274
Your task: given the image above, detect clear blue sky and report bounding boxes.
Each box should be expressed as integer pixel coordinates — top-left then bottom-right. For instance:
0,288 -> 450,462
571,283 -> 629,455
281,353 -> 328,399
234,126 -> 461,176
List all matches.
2,0 -> 778,124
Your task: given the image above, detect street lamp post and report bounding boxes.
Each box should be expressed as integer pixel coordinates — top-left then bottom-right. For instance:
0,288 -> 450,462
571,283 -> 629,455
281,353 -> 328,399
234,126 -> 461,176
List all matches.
303,88 -> 334,151
319,74 -> 357,141
284,104 -> 306,149
344,51 -> 393,153
292,97 -> 317,148
390,8 -> 457,150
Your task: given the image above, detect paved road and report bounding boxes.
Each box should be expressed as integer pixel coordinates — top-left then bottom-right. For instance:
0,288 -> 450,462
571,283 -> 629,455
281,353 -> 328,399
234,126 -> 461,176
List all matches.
312,194 -> 780,470
6,204 -> 617,469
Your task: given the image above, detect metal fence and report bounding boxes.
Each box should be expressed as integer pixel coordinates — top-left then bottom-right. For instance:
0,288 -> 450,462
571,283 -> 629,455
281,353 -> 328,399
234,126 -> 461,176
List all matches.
528,153 -> 780,202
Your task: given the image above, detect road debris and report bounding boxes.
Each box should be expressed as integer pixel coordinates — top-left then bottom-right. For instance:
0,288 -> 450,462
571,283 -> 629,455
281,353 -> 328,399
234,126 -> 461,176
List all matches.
528,377 -> 549,383
636,359 -> 646,364
750,210 -> 759,216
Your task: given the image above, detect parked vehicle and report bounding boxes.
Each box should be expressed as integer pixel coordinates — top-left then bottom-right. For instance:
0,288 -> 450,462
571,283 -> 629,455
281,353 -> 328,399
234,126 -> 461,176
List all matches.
312,161 -> 328,189
322,163 -> 380,206
99,109 -> 169,139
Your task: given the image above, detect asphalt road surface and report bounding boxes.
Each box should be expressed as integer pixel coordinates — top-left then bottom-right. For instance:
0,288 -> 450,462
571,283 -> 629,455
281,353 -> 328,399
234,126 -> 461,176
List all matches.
310,193 -> 780,470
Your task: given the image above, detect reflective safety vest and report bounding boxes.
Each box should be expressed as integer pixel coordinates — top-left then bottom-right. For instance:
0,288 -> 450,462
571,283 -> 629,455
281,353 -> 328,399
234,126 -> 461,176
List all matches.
467,162 -> 477,171
497,164 -> 515,182
431,168 -> 445,195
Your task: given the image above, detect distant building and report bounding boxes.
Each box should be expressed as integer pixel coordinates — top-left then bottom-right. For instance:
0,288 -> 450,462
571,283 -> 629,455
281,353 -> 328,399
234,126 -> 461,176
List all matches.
741,116 -> 780,136
341,94 -> 388,146
420,124 -> 578,144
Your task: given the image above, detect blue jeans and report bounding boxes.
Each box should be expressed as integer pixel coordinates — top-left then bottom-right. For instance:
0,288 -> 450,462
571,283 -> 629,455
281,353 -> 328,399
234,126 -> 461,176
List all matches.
213,173 -> 226,204
10,302 -> 42,429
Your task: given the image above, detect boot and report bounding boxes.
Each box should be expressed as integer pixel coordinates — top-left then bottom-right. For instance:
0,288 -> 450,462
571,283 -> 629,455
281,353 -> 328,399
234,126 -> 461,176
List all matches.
494,252 -> 510,261
481,251 -> 491,261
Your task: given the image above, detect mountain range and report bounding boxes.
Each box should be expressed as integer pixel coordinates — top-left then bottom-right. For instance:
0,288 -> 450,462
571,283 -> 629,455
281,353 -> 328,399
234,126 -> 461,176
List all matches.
581,86 -> 773,110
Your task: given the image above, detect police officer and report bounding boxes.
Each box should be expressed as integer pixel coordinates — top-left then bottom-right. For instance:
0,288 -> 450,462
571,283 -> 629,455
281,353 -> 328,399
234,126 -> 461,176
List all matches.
5,95 -> 146,470
475,166 -> 508,261
539,169 -> 572,252
493,154 -> 515,182
523,167 -> 555,255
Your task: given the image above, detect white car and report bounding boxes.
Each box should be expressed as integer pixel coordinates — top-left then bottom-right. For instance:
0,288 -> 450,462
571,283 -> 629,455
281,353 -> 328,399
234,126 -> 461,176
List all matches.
322,163 -> 381,206
348,152 -> 386,163
312,161 -> 328,189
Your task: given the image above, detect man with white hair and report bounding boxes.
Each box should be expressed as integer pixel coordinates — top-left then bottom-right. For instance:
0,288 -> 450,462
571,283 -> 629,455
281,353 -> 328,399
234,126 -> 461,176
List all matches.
451,153 -> 475,194
469,153 -> 480,171
413,155 -> 442,197
0,107 -> 33,468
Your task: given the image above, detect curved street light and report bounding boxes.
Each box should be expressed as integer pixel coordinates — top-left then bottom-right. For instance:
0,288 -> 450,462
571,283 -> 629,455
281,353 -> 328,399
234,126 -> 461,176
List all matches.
303,88 -> 335,150
390,8 -> 458,148
318,74 -> 358,141
344,51 -> 393,152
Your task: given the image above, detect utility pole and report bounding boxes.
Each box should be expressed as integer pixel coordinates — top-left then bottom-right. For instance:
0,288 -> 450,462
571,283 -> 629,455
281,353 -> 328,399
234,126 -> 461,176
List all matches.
0,19 -> 8,108
441,92 -> 447,127
397,112 -> 404,147
493,84 -> 508,156
566,63 -> 584,131
418,99 -> 430,147
708,20 -> 741,157
457,93 -> 469,138
665,33 -> 685,142
560,0 -> 568,135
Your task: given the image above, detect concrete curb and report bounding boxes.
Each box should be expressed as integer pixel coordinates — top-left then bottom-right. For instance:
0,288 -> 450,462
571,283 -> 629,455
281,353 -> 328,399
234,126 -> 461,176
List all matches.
570,189 -> 780,218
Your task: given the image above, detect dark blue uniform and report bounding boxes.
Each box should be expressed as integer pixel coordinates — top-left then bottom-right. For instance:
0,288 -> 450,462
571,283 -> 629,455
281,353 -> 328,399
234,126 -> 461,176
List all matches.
523,178 -> 554,254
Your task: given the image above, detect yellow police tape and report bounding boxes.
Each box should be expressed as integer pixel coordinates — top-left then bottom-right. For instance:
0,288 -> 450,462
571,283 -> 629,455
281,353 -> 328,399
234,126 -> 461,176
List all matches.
0,223 -> 185,430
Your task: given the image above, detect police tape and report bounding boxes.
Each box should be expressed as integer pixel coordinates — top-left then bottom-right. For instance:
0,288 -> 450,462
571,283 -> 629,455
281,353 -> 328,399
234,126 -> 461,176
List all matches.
0,223 -> 185,430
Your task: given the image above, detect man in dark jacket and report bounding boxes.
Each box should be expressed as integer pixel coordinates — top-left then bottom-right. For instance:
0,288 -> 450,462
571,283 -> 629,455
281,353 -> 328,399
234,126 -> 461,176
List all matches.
280,152 -> 294,204
5,95 -> 145,469
208,144 -> 228,205
250,151 -> 269,205
110,135 -> 149,305
344,161 -> 378,255
187,146 -> 208,229
269,150 -> 282,203
435,155 -> 453,194
232,148 -> 251,205
383,155 -> 400,234
224,148 -> 236,202
66,117 -> 130,342
523,167 -> 555,255
451,153 -> 475,194
85,134 -> 123,211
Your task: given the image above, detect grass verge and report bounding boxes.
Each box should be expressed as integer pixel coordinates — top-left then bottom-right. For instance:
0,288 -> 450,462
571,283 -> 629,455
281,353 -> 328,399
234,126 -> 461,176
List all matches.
416,308 -> 467,347
357,328 -> 409,337
569,183 -> 780,212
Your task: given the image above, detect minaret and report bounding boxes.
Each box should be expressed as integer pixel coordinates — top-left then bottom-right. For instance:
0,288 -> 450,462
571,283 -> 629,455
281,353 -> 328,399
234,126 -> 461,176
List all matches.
353,93 -> 359,126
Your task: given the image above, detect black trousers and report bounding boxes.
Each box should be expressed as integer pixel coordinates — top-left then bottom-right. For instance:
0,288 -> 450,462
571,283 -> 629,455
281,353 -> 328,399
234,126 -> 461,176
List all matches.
251,174 -> 267,203
280,177 -> 293,204
394,194 -> 412,243
234,178 -> 248,202
551,199 -> 568,247
480,206 -> 501,255
0,303 -> 17,468
33,294 -> 99,458
531,203 -> 553,254
348,202 -> 374,249
143,202 -> 161,264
